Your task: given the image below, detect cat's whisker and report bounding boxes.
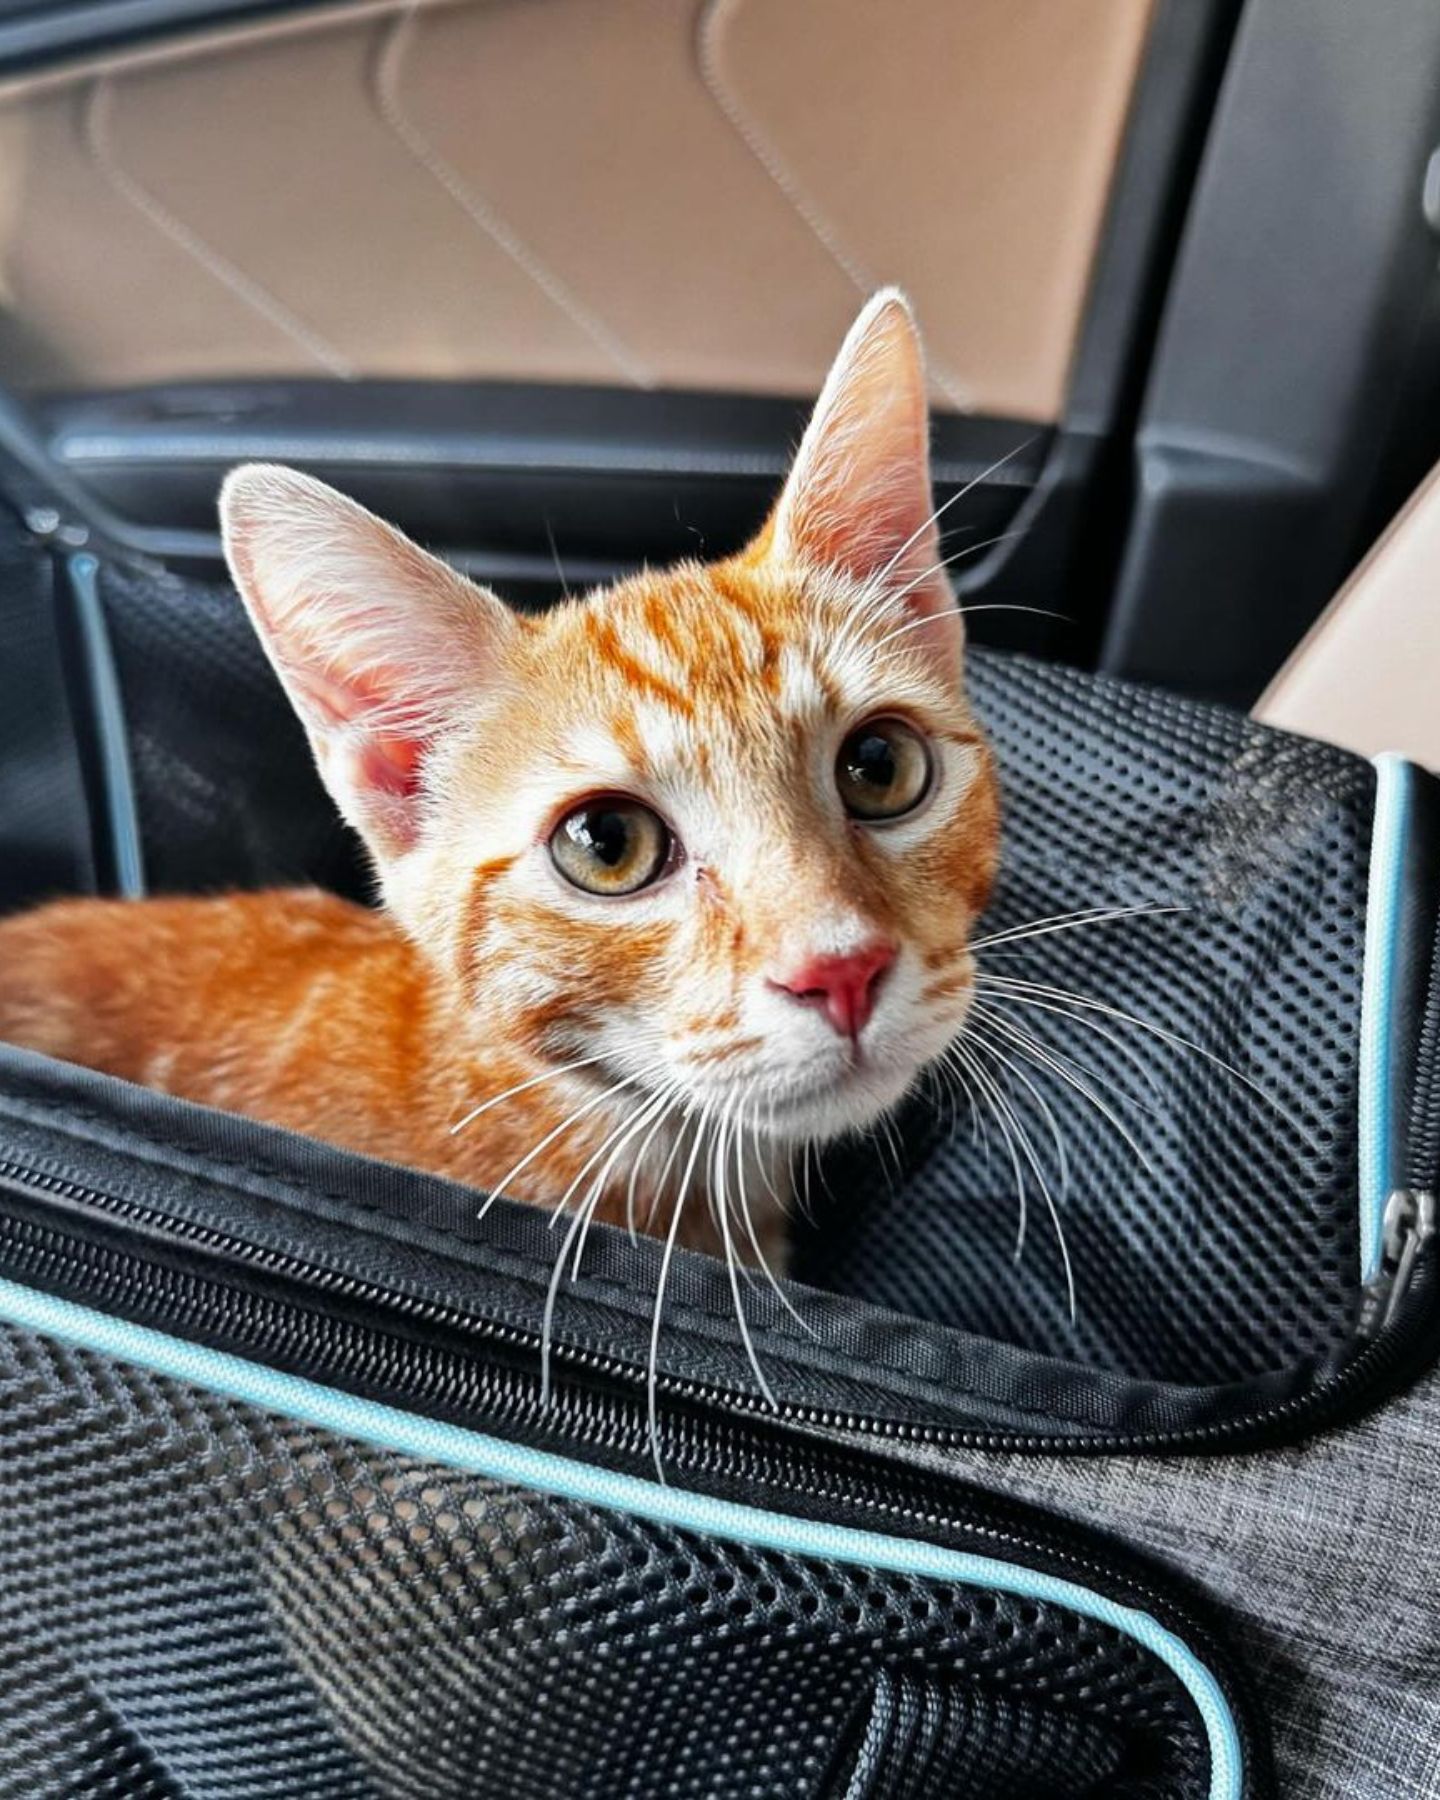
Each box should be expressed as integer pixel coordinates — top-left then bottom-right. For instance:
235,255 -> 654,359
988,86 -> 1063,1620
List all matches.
543,518 -> 571,599
878,528 -> 1032,613
971,996 -> 1162,1121
626,1083 -> 685,1242
793,1137 -> 819,1231
956,1031 -> 1077,1322
539,1085 -> 685,1406
866,1101 -> 904,1189
751,1096 -> 788,1214
968,1002 -> 1156,1176
923,1054 -> 963,1138
641,1100 -> 695,1236
978,972 -> 1311,1139
723,1107 -> 762,1297
737,1098 -> 815,1338
568,1086 -> 678,1277
475,1064 -> 662,1222
870,435 -> 1039,591
933,1048 -> 991,1166
648,1102 -> 711,1482
969,903 -> 1186,954
965,1025 -> 1071,1199
975,978 -> 1167,1102
714,1105 -> 779,1410
883,529 -> 1028,604
875,598 -> 1068,649
544,1087 -> 658,1233
945,1037 -> 1029,1261
450,1052 -> 609,1135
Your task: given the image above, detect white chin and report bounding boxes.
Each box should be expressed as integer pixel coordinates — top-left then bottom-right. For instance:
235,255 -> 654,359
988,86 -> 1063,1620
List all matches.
756,1060 -> 920,1146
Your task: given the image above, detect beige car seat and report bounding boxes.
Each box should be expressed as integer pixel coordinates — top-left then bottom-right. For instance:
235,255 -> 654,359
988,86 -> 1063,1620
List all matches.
1254,461 -> 1440,767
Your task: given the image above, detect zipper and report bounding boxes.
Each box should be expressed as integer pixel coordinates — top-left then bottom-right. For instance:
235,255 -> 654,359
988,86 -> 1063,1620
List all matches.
1358,1189 -> 1437,1338
1354,835 -> 1440,1337
0,1152 -> 1431,1459
0,1180 -> 1249,1640
0,1184 -> 1266,1796
1403,900 -> 1440,1191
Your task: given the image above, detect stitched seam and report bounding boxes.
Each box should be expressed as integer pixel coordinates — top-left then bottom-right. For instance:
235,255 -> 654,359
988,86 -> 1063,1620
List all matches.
695,0 -> 975,415
0,1090 -> 1118,1427
372,6 -> 653,390
82,76 -> 358,381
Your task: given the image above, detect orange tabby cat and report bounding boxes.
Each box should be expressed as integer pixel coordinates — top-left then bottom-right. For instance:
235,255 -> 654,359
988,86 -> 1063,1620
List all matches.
0,292 -> 999,1264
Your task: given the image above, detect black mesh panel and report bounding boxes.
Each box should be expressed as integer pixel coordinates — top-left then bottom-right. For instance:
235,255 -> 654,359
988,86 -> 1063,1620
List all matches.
798,655 -> 1370,1382
0,1325 -> 1204,1799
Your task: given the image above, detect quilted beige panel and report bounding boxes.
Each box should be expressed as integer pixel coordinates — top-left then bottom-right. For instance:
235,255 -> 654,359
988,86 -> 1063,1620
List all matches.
0,0 -> 1154,416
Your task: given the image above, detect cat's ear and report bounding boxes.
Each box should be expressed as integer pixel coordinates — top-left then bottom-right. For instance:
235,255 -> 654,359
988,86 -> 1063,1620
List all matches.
766,289 -> 959,673
220,464 -> 515,862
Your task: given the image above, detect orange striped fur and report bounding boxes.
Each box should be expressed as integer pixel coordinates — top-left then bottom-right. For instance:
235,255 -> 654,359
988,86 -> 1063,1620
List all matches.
0,293 -> 1000,1264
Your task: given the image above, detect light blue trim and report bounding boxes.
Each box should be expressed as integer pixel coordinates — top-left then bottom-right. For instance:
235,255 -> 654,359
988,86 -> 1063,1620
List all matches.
1359,754 -> 1412,1280
67,552 -> 145,899
0,1274 -> 1241,1799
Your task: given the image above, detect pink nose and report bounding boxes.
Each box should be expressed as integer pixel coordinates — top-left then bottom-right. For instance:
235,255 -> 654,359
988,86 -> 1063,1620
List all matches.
772,941 -> 896,1040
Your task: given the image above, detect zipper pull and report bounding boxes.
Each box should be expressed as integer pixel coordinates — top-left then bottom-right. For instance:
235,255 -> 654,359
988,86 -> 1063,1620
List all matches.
1359,1189 -> 1437,1337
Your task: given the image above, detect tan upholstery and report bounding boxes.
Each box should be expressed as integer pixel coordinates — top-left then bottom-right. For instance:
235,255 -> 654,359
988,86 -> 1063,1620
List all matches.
0,0 -> 1154,413
1254,461 -> 1440,768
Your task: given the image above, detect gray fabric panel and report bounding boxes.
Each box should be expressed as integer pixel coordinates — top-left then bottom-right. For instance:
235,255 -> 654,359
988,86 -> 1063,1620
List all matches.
858,1369 -> 1440,1798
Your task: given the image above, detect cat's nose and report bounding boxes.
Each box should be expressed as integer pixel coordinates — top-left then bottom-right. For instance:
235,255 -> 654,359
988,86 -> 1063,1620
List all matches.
771,940 -> 896,1040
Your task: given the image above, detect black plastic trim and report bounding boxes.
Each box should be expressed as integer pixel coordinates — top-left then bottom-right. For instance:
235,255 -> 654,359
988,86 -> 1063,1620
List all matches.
28,382 -> 1044,601
1099,0 -> 1440,707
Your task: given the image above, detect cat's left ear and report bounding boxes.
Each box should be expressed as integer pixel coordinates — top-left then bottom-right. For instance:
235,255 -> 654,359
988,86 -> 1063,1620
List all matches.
221,464 -> 517,863
765,289 -> 959,675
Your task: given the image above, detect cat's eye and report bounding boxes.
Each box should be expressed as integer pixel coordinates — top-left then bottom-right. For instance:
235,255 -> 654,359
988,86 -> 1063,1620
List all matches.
836,718 -> 933,821
549,800 -> 674,896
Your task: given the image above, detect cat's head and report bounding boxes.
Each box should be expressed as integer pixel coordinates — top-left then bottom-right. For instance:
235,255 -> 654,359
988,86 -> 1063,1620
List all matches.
221,292 -> 1000,1145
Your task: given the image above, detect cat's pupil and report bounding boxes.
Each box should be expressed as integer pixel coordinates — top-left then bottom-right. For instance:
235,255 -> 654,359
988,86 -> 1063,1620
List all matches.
575,810 -> 628,867
850,735 -> 897,790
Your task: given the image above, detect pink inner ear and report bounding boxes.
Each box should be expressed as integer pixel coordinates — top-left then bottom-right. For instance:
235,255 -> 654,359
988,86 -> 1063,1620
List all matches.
288,654 -> 431,812
800,458 -> 940,594
356,738 -> 423,803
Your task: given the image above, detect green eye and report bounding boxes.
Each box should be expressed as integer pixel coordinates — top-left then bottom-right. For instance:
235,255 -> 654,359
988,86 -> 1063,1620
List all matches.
836,718 -> 933,821
549,800 -> 673,896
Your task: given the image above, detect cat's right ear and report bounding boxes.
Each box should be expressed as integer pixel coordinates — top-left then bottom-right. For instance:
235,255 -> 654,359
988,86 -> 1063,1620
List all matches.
220,464 -> 516,863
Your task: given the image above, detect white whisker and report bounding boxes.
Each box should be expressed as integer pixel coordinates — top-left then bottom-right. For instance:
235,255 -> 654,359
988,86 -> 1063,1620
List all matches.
958,1031 -> 1077,1321
946,1037 -> 1029,1261
536,1080 -> 676,1404
626,1085 -> 684,1241
715,1105 -> 778,1408
970,904 -> 1185,954
978,973 -> 1310,1137
648,1104 -> 710,1482
967,1027 -> 1071,1199
972,997 -> 1161,1121
475,1065 -> 658,1222
975,979 -> 1166,1102
737,1099 -> 815,1338
875,598 -> 1068,648
968,1002 -> 1157,1176
450,1053 -> 609,1135
871,436 -> 1039,590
